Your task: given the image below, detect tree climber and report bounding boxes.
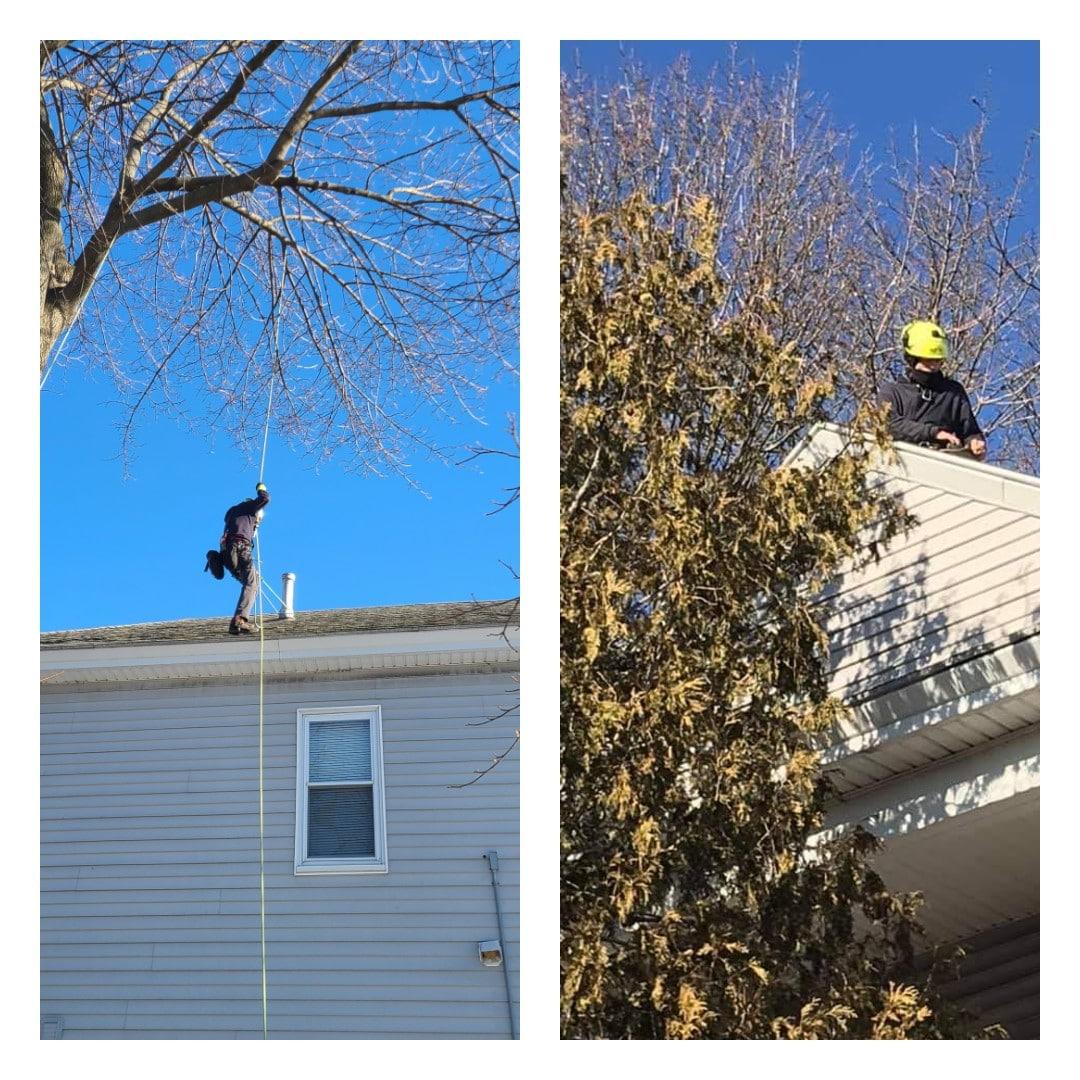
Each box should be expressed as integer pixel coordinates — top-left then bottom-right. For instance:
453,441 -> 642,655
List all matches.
879,321 -> 987,460
204,483 -> 270,634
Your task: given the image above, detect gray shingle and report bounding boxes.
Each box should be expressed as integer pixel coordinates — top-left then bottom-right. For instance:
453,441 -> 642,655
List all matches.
41,599 -> 519,649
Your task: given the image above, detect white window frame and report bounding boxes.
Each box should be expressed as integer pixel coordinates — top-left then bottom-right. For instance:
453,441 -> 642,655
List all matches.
294,705 -> 388,875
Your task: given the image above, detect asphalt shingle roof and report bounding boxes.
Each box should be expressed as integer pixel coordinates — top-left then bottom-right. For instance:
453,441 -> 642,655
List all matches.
41,599 -> 519,649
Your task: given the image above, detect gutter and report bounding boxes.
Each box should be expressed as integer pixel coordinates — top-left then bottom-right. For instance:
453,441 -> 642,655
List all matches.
39,625 -> 520,686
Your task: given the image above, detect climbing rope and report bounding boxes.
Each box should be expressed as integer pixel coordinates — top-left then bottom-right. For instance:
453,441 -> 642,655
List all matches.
258,577 -> 286,611
259,377 -> 275,485
256,526 -> 268,1041
40,263 -> 104,390
254,239 -> 285,1040
46,238 -> 284,1040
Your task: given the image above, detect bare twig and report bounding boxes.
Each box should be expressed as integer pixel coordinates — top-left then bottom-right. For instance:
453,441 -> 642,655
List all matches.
40,40 -> 520,478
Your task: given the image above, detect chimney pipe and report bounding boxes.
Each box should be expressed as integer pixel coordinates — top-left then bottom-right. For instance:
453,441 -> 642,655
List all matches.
279,572 -> 296,620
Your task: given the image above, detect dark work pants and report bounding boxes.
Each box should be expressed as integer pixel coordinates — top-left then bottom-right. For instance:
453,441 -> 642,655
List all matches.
224,539 -> 259,620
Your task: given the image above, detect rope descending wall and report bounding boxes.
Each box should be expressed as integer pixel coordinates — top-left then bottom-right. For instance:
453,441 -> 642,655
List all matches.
253,237 -> 284,1040
43,220 -> 285,1040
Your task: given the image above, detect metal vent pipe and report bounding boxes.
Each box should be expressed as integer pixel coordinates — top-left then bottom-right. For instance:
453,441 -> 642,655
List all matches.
279,572 -> 296,620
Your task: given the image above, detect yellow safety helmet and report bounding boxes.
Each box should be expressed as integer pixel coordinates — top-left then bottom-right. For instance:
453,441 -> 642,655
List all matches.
901,320 -> 948,361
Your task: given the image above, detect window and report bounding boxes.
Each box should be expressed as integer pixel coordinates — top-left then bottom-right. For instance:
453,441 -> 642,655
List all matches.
295,706 -> 387,874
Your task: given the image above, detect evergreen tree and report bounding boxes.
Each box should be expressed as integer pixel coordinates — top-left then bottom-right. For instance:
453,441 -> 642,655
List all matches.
560,192 -> 1002,1040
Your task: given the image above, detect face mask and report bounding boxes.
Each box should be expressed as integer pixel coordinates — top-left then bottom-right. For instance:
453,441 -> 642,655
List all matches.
910,366 -> 944,388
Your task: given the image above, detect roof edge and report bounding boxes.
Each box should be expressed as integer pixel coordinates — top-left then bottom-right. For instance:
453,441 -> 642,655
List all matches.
41,597 -> 519,647
785,423 -> 1039,516
40,623 -> 520,686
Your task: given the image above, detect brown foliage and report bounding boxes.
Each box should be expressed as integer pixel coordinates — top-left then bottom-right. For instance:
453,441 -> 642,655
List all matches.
559,183 -> 1003,1039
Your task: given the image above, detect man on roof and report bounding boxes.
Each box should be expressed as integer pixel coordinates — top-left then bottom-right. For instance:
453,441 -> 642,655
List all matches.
878,320 -> 987,460
204,483 -> 270,635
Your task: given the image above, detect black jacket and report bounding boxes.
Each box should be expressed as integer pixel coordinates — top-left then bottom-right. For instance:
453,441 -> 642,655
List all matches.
878,369 -> 983,447
222,489 -> 270,543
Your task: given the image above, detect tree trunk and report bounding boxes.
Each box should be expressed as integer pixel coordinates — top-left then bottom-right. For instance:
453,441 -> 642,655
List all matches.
40,101 -> 73,371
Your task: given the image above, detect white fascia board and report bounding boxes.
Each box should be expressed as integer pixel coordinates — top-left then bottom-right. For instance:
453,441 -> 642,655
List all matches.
816,727 -> 1039,843
819,669 -> 1040,766
784,423 -> 1040,517
40,624 -> 520,684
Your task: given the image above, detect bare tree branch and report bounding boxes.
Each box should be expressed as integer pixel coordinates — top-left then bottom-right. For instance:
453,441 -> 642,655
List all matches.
40,40 -> 519,479
309,83 -> 519,122
561,54 -> 1038,472
448,732 -> 519,788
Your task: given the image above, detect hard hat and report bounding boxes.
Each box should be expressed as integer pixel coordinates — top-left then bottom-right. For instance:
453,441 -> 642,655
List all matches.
901,320 -> 948,361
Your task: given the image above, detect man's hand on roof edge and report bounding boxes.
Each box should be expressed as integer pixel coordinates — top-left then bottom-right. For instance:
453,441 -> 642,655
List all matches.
933,429 -> 962,447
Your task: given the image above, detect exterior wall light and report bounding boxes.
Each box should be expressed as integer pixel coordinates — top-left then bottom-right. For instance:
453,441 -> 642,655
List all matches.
478,939 -> 504,967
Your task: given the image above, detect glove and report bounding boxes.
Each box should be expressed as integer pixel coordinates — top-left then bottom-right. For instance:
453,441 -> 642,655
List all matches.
256,483 -> 268,495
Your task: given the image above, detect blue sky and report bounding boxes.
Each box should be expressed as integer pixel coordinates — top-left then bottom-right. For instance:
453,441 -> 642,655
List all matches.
561,41 -> 1039,221
40,44 -> 519,632
38,41 -> 1039,630
41,364 -> 518,631
561,40 -> 1040,470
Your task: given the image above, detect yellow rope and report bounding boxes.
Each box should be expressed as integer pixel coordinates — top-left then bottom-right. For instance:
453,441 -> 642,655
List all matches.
257,534 -> 268,1040
255,236 -> 283,1040
40,262 -> 104,390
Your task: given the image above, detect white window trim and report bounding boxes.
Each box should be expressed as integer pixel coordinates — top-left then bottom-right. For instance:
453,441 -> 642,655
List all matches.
294,705 -> 388,875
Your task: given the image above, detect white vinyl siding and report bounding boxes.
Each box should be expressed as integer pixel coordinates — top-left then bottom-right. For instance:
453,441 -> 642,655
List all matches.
41,672 -> 519,1040
932,914 -> 1039,1040
790,427 -> 1039,1038
825,482 -> 1039,703
295,708 -> 387,874
814,459 -> 1040,791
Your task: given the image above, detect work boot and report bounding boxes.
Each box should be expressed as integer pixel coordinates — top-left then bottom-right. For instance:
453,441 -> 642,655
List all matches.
205,550 -> 224,580
228,616 -> 255,635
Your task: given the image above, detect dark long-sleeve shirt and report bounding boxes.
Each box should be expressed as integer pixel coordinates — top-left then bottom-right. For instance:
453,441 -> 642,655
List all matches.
878,370 -> 983,447
222,489 -> 270,543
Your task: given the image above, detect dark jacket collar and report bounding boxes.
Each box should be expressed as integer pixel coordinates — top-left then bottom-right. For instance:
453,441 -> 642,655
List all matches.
904,366 -> 945,390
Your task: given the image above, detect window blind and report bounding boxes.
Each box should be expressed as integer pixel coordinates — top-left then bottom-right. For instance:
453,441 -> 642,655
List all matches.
309,719 -> 372,782
308,786 -> 375,858
307,719 -> 376,858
